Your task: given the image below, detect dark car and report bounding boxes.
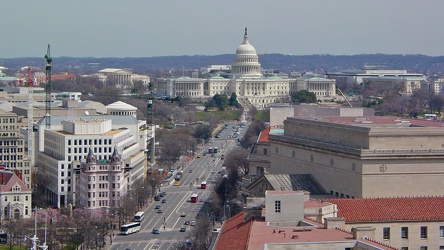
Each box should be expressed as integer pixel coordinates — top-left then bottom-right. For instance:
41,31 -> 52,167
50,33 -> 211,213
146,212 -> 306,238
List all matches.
154,195 -> 161,201
155,204 -> 161,209
184,220 -> 190,225
180,227 -> 186,232
159,191 -> 166,197
152,228 -> 160,234
161,199 -> 166,203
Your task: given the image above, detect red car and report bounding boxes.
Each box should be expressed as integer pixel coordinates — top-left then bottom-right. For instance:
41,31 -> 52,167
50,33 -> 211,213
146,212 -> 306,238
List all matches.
184,220 -> 190,225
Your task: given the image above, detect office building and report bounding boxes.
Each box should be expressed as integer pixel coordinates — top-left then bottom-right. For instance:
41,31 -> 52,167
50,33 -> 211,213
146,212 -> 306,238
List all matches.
268,116 -> 444,198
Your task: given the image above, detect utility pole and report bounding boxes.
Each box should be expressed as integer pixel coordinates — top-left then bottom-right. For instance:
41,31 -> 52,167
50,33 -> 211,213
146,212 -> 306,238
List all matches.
146,99 -> 155,166
30,207 -> 38,250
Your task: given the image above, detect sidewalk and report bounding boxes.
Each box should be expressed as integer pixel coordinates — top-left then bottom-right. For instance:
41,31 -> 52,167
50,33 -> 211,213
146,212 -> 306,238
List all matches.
105,202 -> 152,249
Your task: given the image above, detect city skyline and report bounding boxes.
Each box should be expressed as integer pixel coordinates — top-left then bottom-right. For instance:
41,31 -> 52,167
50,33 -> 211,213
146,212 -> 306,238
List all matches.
1,0 -> 444,58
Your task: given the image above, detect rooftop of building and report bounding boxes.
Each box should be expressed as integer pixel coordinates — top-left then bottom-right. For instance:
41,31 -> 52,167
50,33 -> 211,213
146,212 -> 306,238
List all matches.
52,128 -> 124,136
323,196 -> 444,222
98,68 -> 132,74
257,127 -> 284,143
290,115 -> 444,128
247,174 -> 327,195
214,211 -> 396,250
36,114 -> 140,127
106,101 -> 137,111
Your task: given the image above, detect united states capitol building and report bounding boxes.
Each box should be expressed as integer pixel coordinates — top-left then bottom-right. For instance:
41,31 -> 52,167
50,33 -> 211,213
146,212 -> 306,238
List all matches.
156,28 -> 337,108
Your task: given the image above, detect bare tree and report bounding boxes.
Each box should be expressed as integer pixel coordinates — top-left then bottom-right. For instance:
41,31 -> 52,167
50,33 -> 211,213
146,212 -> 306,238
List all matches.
188,217 -> 213,250
224,149 -> 250,176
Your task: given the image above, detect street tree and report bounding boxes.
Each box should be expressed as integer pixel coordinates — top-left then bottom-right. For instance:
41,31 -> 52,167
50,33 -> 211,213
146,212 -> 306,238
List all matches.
229,92 -> 238,106
291,90 -> 317,104
430,94 -> 444,114
224,149 -> 249,176
212,94 -> 229,111
192,124 -> 212,143
239,120 -> 266,149
189,216 -> 213,250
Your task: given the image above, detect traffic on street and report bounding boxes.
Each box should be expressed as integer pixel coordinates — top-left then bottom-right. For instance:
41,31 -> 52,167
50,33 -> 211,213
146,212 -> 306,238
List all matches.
109,122 -> 247,250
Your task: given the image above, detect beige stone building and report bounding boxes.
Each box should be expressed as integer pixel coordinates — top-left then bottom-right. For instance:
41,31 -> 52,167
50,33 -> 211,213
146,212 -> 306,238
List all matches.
214,191 -> 396,250
0,110 -> 31,188
323,197 -> 444,250
268,116 -> 444,198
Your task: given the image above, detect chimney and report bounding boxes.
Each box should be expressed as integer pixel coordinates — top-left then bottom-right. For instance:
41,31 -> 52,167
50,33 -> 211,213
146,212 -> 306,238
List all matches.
324,217 -> 345,229
352,227 -> 375,240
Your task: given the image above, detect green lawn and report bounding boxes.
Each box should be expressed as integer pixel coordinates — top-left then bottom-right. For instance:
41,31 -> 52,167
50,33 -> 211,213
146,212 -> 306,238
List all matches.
196,110 -> 241,121
253,110 -> 270,122
0,245 -> 28,250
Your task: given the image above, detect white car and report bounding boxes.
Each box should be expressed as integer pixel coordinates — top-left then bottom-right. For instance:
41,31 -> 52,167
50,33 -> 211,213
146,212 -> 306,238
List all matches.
190,220 -> 196,226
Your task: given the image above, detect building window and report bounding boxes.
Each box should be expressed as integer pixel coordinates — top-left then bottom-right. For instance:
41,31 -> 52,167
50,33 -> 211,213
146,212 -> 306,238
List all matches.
263,149 -> 267,155
440,226 -> 444,237
401,227 -> 408,239
420,247 -> 427,250
400,247 -> 408,250
275,200 -> 281,213
383,227 -> 390,239
420,226 -> 427,239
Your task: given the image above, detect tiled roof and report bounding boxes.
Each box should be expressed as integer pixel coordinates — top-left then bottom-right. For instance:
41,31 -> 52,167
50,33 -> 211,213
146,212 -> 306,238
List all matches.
214,212 -> 253,250
246,220 -> 396,250
214,212 -> 397,250
324,196 -> 444,222
0,172 -> 12,185
258,127 -> 270,143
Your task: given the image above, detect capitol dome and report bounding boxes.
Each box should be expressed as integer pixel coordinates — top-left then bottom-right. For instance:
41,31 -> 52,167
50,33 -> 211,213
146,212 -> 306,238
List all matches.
231,28 -> 262,78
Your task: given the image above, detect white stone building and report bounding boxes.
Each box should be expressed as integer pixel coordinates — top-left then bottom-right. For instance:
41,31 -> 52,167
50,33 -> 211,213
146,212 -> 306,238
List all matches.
157,28 -> 330,108
290,74 -> 336,100
95,68 -> 150,88
37,117 -> 146,208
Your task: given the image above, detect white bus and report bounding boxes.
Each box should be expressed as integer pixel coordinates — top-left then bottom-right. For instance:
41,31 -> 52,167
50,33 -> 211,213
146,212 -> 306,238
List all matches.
120,222 -> 141,235
134,212 -> 145,222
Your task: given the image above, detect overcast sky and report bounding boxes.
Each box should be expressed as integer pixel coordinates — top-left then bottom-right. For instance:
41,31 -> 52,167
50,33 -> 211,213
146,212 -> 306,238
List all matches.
1,0 -> 443,58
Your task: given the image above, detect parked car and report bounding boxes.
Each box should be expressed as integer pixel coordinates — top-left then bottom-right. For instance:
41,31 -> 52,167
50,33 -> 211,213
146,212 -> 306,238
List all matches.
180,227 -> 186,232
157,209 -> 163,214
155,204 -> 161,209
184,220 -> 190,225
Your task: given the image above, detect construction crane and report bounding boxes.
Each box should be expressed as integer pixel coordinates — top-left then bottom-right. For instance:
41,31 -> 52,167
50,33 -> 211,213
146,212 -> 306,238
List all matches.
44,44 -> 52,129
321,67 -> 353,107
26,67 -> 35,166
